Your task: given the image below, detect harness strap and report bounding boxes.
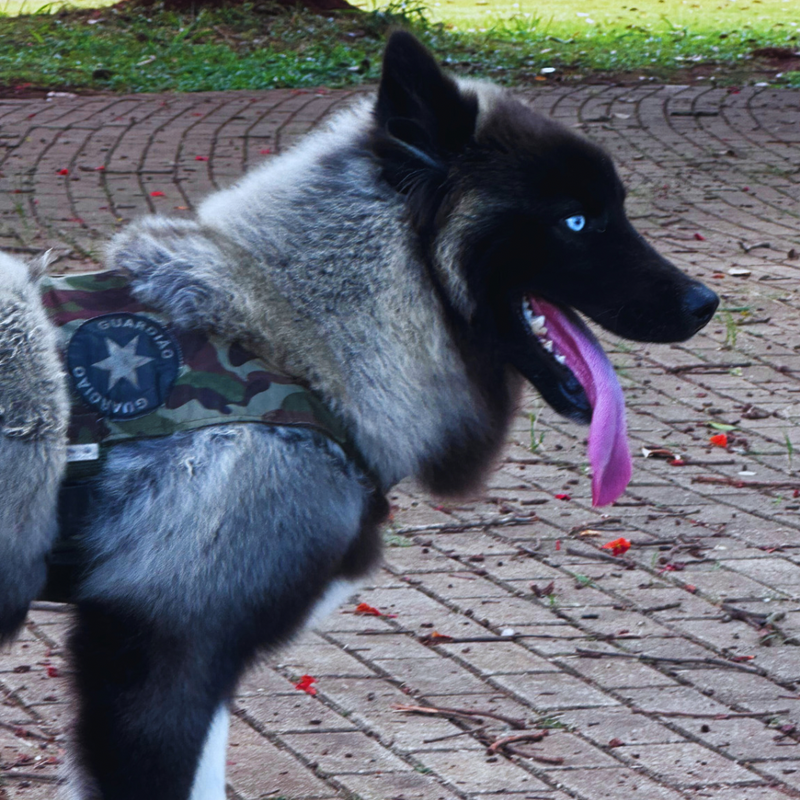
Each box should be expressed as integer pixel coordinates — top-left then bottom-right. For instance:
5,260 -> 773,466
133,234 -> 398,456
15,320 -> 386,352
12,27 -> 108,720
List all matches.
39,270 -> 373,603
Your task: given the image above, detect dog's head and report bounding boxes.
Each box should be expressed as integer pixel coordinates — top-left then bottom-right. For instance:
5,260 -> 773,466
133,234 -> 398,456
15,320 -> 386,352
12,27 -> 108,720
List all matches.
371,32 -> 718,504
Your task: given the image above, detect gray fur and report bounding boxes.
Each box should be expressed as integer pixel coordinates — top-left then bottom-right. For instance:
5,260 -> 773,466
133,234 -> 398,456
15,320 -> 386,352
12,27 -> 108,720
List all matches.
0,252 -> 68,639
80,424 -> 371,623
109,97 -> 500,491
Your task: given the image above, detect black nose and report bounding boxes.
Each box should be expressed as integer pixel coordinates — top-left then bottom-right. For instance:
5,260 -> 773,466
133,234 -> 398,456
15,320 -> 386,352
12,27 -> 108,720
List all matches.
682,283 -> 719,329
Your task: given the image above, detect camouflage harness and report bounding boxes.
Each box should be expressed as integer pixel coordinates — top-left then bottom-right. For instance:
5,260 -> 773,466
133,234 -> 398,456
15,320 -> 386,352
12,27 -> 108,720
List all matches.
40,270 -> 354,601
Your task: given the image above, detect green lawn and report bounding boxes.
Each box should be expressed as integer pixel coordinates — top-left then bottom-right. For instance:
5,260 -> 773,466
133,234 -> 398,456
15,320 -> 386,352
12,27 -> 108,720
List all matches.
359,0 -> 798,33
0,0 -> 797,93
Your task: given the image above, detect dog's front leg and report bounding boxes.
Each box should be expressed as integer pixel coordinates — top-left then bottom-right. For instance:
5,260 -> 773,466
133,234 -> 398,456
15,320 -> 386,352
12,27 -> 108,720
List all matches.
0,252 -> 68,642
68,599 -> 233,800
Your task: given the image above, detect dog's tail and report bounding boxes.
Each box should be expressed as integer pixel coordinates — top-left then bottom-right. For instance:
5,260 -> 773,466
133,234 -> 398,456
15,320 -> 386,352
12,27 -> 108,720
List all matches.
0,251 -> 68,642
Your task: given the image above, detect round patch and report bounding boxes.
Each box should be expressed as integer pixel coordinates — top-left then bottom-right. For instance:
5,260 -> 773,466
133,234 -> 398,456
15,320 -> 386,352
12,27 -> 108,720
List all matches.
67,313 -> 182,420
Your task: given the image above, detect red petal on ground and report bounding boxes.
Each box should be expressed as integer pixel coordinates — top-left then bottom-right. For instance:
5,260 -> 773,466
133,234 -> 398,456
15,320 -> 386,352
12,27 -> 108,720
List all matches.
57,168 -> 69,175
554,493 -> 571,501
150,191 -> 165,197
294,675 -> 317,695
353,602 -> 396,618
602,537 -> 631,556
709,433 -> 728,447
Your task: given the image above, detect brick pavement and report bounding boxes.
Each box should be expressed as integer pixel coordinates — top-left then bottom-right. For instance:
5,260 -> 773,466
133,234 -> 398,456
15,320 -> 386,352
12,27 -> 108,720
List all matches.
1,83 -> 800,799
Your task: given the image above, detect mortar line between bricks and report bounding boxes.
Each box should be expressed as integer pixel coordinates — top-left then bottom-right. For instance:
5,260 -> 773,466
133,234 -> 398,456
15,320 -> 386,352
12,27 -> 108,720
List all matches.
136,98 -> 221,212
387,522 -> 800,744
239,90 -> 306,173
96,99 -> 162,225
712,97 -> 800,186
174,97 -> 232,209
32,126 -> 112,261
318,596 -> 773,800
550,82 -> 620,123
232,674 -> 474,800
271,93 -> 337,157
622,134 -> 800,241
743,87 -> 800,172
10,125 -> 65,246
62,126 -> 102,248
368,563 -> 725,791
676,87 -> 800,208
594,90 -> 800,233
274,633 -> 591,800
400,515 -> 800,792
208,94 -> 276,191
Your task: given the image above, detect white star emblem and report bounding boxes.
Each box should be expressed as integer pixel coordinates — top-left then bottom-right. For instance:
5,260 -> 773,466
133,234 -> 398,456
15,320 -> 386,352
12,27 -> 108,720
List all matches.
92,335 -> 155,391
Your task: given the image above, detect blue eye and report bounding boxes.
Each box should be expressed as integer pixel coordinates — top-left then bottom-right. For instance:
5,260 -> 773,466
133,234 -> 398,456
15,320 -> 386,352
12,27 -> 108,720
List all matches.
565,215 -> 586,232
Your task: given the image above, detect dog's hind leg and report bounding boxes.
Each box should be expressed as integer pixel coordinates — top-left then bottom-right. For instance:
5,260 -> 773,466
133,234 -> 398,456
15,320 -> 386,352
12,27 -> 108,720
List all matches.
0,252 -> 68,643
189,705 -> 229,800
68,424 -> 382,800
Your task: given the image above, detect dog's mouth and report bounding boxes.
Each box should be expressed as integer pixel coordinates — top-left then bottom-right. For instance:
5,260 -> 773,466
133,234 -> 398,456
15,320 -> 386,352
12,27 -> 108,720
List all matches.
516,295 -> 632,507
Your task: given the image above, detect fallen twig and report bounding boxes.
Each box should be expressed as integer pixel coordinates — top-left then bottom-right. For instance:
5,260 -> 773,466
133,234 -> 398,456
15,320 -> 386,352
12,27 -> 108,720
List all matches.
665,362 -> 752,374
692,475 -> 800,491
487,731 -> 548,753
423,726 -> 488,744
565,547 -> 635,568
0,721 -> 55,743
738,241 -> 771,253
633,709 -> 788,719
420,633 -> 523,645
392,703 -> 527,729
570,518 -> 623,533
721,601 -> 775,628
522,753 -> 566,765
574,647 -> 762,674
391,514 -> 536,535
642,602 -> 682,613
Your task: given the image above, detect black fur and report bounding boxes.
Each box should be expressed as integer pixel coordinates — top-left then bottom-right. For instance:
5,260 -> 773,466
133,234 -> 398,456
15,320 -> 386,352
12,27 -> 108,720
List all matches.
370,39 -> 717,423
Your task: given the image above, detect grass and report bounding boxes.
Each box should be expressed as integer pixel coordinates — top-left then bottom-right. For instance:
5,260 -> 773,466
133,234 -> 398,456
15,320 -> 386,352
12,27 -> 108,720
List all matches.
0,0 -> 797,94
529,410 -> 545,454
720,309 -> 739,349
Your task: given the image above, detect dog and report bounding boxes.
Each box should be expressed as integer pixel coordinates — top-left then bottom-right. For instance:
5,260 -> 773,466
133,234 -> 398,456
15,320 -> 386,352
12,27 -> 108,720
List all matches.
0,31 -> 718,800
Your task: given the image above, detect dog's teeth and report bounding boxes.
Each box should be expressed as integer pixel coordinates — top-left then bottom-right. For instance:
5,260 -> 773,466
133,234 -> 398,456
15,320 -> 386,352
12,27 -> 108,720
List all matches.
555,354 -> 566,365
543,340 -> 553,352
522,304 -> 536,326
530,315 -> 546,334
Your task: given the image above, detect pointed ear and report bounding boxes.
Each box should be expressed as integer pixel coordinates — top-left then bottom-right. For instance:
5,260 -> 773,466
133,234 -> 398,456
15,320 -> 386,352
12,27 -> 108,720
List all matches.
373,32 -> 477,191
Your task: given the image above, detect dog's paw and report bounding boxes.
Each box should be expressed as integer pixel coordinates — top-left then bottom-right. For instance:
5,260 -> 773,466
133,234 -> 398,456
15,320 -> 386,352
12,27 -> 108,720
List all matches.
108,217 -> 236,333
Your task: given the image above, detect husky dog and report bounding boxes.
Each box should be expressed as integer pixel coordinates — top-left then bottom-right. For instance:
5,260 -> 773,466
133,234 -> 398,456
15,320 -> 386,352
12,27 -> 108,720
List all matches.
0,32 -> 718,800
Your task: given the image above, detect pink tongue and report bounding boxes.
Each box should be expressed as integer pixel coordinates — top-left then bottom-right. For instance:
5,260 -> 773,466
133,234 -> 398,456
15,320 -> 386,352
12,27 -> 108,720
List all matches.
529,298 -> 631,507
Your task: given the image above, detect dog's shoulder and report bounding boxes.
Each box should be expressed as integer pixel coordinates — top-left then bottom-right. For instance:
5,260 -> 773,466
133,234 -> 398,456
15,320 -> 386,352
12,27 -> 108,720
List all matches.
105,51 -> 526,494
